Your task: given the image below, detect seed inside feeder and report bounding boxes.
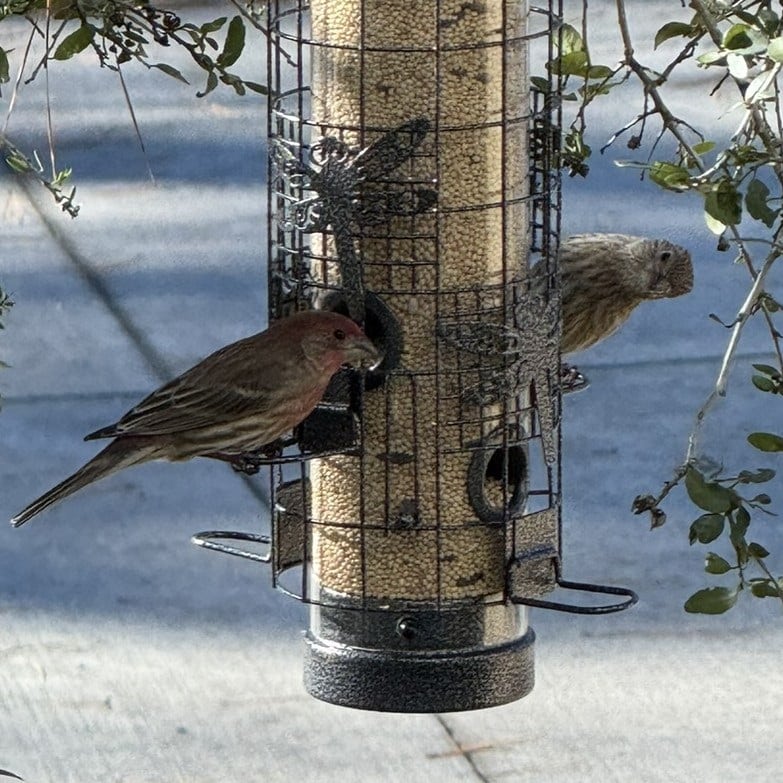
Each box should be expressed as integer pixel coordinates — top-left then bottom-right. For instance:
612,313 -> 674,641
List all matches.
308,0 -> 529,603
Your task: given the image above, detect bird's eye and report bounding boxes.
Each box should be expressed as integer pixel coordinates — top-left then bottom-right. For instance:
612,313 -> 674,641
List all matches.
334,328 -> 346,340
660,250 -> 672,262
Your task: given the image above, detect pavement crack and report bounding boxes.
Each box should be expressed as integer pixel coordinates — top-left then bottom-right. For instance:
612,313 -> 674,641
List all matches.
434,714 -> 491,783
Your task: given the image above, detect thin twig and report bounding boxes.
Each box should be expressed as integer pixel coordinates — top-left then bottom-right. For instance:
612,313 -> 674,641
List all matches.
615,0 -> 705,166
44,0 -> 57,178
752,555 -> 783,608
690,0 -> 723,46
687,238 -> 782,459
2,26 -> 36,137
116,58 -> 156,185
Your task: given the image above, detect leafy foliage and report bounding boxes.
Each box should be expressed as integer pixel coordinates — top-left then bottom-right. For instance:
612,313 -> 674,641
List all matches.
681,465 -> 781,614
2,0 -> 267,97
548,3 -> 783,233
633,383 -> 783,615
1,137 -> 79,217
555,1 -> 783,614
0,0 -> 269,213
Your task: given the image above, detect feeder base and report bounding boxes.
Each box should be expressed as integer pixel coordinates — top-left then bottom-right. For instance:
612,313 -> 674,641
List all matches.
303,603 -> 534,713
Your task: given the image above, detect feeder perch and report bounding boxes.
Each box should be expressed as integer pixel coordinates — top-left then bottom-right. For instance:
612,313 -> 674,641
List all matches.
193,0 -> 636,713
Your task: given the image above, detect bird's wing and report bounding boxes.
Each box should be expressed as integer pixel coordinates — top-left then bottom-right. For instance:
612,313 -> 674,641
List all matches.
86,333 -> 302,440
86,378 -> 277,440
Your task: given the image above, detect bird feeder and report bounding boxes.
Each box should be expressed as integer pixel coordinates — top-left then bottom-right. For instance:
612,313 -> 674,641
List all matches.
193,0 -> 636,713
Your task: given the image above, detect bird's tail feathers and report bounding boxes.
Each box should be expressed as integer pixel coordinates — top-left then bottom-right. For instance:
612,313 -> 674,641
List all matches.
10,439 -> 158,527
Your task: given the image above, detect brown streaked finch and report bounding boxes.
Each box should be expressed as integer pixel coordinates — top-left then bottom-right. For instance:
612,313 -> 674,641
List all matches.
550,233 -> 694,355
11,310 -> 381,527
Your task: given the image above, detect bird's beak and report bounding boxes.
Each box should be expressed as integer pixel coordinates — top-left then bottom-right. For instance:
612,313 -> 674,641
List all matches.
344,336 -> 384,371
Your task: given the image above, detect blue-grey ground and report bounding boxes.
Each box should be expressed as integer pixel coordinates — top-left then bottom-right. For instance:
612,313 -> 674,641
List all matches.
1,3 -> 782,782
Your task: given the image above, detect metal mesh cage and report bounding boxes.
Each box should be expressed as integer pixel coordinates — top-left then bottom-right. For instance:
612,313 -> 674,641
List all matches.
265,0 -> 561,609
193,0 -> 635,712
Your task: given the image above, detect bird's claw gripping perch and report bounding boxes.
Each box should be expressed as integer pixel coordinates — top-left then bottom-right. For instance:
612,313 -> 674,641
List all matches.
225,445 -> 283,474
560,363 -> 590,394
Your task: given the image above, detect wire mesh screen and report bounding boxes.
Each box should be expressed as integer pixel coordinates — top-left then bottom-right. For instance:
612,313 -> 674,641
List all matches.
266,0 -> 563,612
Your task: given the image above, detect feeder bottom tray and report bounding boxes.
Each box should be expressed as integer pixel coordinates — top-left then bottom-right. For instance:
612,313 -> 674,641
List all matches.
304,599 -> 534,712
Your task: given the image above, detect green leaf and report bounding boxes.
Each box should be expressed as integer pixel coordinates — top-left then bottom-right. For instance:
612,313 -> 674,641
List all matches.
579,81 -> 619,100
649,161 -> 690,191
732,145 -> 768,165
704,552 -> 732,574
221,72 -> 246,95
530,76 -> 550,93
200,17 -> 228,34
549,50 -> 590,77
704,180 -> 742,226
748,542 -> 770,558
704,211 -> 726,235
0,47 -> 9,84
197,70 -> 219,98
723,23 -> 753,50
752,374 -> 776,392
698,50 -> 726,66
689,513 -> 725,545
693,140 -> 716,155
685,467 -> 736,513
732,9 -> 759,27
745,178 -> 776,227
557,23 -> 584,55
734,505 -> 751,534
218,16 -> 245,67
4,153 -> 30,174
654,22 -> 693,49
753,363 -> 780,377
152,63 -> 189,84
750,493 -> 772,505
193,52 -> 214,70
768,36 -> 783,62
737,467 -> 775,484
586,64 -> 614,79
759,8 -> 780,37
684,586 -> 739,614
729,508 -> 750,561
750,580 -> 782,598
748,432 -> 783,452
53,24 -> 94,60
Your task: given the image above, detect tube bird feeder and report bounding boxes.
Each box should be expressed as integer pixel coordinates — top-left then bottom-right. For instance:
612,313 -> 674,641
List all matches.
193,0 -> 636,713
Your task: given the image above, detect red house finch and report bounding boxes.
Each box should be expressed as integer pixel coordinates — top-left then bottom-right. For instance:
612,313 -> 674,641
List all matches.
11,310 -> 381,527
553,233 -> 693,354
